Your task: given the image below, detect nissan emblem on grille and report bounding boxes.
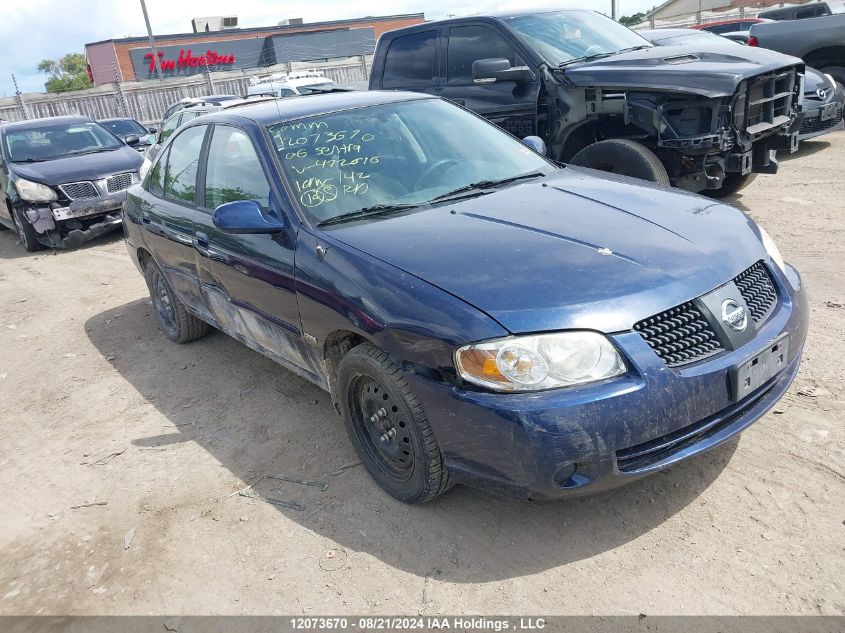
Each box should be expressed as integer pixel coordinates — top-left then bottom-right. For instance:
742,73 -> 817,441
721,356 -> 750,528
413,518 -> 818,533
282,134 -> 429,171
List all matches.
721,299 -> 748,332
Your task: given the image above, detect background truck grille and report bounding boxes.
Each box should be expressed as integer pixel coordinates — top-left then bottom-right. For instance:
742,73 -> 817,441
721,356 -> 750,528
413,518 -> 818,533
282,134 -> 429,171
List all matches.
734,261 -> 777,324
58,181 -> 98,200
634,302 -> 723,367
106,172 -> 134,193
744,69 -> 796,137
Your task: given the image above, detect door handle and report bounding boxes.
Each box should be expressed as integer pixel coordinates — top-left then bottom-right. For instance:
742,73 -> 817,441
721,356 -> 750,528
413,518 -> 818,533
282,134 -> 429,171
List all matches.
194,231 -> 210,255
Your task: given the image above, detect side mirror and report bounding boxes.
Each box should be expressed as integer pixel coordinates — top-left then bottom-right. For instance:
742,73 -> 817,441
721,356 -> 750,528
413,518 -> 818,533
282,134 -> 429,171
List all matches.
147,126 -> 158,134
124,134 -> 140,146
212,200 -> 285,234
472,58 -> 534,84
522,136 -> 547,156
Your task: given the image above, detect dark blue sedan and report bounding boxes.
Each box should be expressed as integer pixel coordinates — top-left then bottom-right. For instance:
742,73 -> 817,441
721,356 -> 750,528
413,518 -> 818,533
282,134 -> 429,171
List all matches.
123,91 -> 808,503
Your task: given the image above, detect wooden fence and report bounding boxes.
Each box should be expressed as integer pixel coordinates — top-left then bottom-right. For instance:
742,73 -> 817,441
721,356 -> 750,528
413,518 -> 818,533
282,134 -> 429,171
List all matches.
0,57 -> 371,126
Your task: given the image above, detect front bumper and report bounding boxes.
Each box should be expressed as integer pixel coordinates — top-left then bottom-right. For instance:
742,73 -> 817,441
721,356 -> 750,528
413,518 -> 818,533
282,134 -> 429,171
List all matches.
409,262 -> 808,500
794,85 -> 845,141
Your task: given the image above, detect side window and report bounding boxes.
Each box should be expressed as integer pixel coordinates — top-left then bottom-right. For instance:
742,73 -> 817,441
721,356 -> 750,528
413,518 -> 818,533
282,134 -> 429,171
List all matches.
203,126 -> 270,212
382,31 -> 438,88
163,125 -> 207,204
447,25 -> 519,84
146,146 -> 170,197
279,88 -> 297,96
159,114 -> 180,143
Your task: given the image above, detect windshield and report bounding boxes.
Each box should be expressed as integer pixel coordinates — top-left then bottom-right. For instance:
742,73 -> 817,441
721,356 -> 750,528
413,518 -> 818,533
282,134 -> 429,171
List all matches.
101,119 -> 147,137
504,10 -> 651,66
4,120 -> 123,162
267,99 -> 554,224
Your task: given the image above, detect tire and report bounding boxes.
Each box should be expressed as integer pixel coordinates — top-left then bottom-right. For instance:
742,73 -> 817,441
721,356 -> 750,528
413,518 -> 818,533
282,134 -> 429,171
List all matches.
703,172 -> 757,199
336,342 -> 451,503
12,207 -> 42,252
143,260 -> 209,344
569,139 -> 671,186
820,65 -> 845,88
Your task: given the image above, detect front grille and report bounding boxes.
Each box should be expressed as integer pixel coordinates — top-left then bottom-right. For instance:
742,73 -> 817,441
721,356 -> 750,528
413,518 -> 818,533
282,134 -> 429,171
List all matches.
106,172 -> 134,193
634,302 -> 723,367
744,69 -> 797,137
800,109 -> 843,135
734,261 -> 777,324
616,379 -> 777,473
59,181 -> 98,200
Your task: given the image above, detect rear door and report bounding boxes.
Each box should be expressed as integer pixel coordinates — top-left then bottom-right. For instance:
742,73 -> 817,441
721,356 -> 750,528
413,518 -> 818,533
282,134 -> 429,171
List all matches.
378,29 -> 441,96
191,124 -> 316,379
138,124 -> 210,311
439,23 -> 540,138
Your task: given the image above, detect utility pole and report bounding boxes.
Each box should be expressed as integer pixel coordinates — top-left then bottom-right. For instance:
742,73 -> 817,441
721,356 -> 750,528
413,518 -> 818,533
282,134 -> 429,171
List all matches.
12,74 -> 29,120
140,0 -> 162,79
611,0 -> 618,20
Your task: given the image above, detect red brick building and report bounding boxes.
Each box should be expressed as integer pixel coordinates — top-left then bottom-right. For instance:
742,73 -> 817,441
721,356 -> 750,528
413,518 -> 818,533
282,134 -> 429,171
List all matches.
85,13 -> 424,86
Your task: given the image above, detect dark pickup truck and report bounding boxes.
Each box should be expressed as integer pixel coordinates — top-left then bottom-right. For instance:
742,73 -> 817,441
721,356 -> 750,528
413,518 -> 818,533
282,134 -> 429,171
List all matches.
748,13 -> 845,86
370,9 -> 805,196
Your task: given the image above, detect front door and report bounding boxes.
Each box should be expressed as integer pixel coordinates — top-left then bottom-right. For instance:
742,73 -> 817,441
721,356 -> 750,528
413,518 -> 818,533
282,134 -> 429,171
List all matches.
137,124 -> 209,310
192,124 -> 317,380
439,24 -> 540,139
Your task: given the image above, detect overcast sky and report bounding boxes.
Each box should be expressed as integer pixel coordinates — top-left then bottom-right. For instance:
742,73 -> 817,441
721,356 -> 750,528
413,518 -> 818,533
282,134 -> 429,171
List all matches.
1,0 -> 655,96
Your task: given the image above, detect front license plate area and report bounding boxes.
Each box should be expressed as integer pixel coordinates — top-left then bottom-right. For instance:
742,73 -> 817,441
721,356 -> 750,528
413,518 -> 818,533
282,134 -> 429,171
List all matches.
730,334 -> 789,402
820,103 -> 838,122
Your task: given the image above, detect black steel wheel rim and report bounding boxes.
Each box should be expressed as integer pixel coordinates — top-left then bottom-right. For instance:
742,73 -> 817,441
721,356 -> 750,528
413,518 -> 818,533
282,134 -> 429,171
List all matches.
152,273 -> 177,332
349,375 -> 414,481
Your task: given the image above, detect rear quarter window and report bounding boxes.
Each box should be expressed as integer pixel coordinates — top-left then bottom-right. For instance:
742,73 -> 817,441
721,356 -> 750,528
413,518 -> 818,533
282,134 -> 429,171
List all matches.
382,30 -> 438,88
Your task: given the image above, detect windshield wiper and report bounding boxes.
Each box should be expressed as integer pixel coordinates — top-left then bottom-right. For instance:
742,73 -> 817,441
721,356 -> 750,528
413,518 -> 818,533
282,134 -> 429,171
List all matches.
317,203 -> 419,227
70,148 -> 119,156
425,171 -> 545,204
560,45 -> 651,68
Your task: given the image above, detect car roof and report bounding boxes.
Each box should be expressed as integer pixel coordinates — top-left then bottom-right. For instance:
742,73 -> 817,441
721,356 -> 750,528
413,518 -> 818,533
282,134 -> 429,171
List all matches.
2,115 -> 94,132
98,117 -> 140,123
642,28 -> 705,38
194,91 -> 434,126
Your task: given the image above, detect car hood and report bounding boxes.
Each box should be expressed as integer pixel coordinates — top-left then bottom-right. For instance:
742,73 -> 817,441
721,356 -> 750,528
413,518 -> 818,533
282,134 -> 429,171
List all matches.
324,167 -> 770,335
10,146 -> 143,186
563,45 -> 803,98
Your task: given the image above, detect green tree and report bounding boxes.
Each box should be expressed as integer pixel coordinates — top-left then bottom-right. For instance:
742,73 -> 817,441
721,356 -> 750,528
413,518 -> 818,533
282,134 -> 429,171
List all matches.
37,53 -> 92,93
619,12 -> 647,26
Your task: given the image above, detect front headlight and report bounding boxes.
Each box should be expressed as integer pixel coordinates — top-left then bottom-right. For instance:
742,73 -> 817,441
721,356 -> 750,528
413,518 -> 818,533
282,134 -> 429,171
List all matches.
455,331 -> 626,392
16,178 -> 56,203
759,226 -> 786,273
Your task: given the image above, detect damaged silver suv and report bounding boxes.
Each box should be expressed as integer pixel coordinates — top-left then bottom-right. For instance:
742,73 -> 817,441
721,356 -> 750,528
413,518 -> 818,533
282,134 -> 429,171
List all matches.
0,116 -> 143,251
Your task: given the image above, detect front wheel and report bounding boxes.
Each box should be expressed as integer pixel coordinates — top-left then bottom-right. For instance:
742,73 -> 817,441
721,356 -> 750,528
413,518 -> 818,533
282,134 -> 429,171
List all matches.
12,207 -> 42,252
336,343 -> 451,503
143,260 -> 209,344
569,139 -> 671,186
703,172 -> 757,199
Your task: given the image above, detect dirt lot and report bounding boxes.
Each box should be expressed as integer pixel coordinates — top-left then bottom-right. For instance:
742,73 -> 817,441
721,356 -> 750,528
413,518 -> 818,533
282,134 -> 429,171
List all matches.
0,133 -> 843,617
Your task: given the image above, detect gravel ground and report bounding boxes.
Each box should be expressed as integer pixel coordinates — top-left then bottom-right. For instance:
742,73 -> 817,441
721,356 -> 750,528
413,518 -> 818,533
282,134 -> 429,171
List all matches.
0,132 -> 842,616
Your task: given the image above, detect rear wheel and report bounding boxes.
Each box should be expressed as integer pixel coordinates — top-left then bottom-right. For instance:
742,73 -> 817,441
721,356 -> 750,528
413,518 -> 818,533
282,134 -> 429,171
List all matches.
12,208 -> 42,252
704,172 -> 757,199
144,261 -> 209,344
336,342 -> 451,503
569,139 -> 671,186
